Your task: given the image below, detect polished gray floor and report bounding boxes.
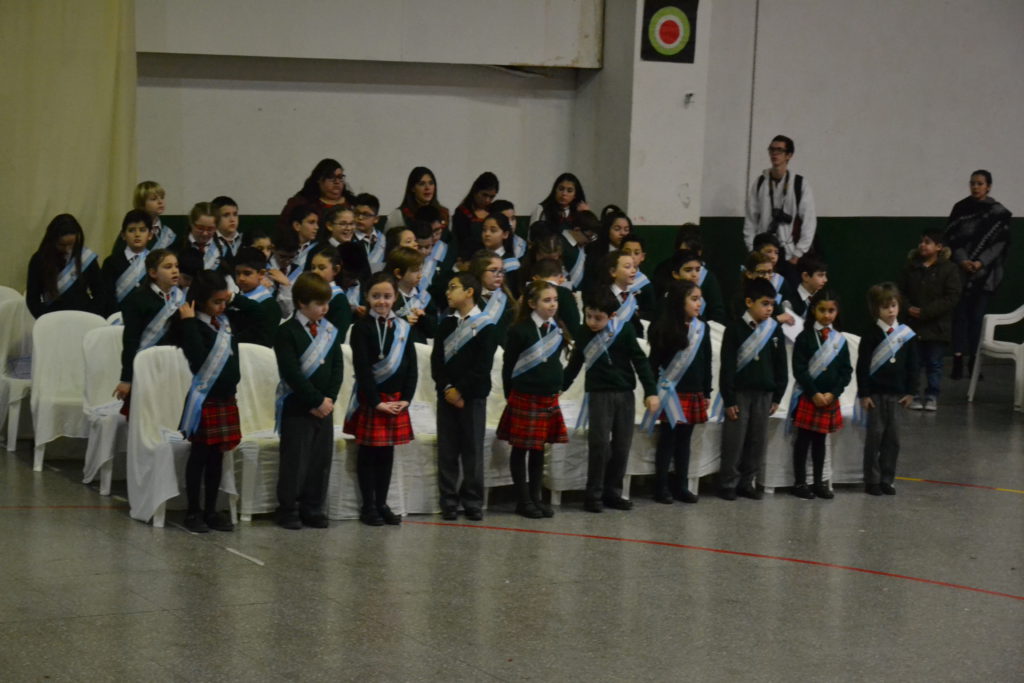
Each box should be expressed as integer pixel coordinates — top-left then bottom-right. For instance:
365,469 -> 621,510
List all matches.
2,372 -> 1023,681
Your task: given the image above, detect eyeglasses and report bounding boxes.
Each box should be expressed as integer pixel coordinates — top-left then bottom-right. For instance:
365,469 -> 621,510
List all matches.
446,284 -> 464,292
484,268 -> 505,275
767,146 -> 788,154
324,174 -> 346,182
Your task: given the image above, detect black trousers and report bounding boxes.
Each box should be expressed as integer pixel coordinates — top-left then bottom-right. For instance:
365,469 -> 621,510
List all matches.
277,405 -> 334,518
436,397 -> 486,512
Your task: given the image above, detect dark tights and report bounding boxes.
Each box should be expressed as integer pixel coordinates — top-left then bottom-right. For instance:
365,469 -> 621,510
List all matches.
357,445 -> 395,512
510,447 -> 545,501
793,428 -> 826,486
186,443 -> 224,514
654,423 -> 695,495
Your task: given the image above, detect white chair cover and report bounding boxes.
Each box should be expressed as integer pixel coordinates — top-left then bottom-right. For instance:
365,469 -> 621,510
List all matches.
106,311 -> 123,325
0,298 -> 35,451
81,326 -> 127,494
0,285 -> 21,303
233,343 -> 282,520
126,346 -> 238,526
30,311 -> 106,470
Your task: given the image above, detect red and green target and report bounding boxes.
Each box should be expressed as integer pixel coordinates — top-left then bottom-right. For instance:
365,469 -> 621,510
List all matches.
641,0 -> 698,63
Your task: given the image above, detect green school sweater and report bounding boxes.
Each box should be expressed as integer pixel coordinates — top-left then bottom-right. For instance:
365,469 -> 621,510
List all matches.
431,314 -> 499,399
349,316 -> 418,403
227,291 -> 281,348
562,323 -> 657,395
719,317 -> 788,405
856,324 -> 919,397
502,319 -> 565,397
179,317 -> 240,399
274,317 -> 343,412
791,326 -> 852,396
648,322 -> 714,396
120,285 -> 179,382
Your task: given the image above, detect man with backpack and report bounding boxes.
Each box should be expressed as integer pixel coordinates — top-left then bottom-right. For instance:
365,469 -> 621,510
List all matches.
743,135 -> 818,286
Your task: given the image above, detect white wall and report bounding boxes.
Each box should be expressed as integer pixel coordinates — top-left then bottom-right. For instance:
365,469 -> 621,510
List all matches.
136,0 -> 602,68
702,0 -> 1024,217
136,54 -> 577,216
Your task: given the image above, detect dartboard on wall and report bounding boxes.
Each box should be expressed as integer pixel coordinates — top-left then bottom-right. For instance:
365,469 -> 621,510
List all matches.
640,0 -> 699,63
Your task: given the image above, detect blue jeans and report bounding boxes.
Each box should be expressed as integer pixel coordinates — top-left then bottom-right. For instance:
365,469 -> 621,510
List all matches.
917,341 -> 946,398
952,288 -> 991,356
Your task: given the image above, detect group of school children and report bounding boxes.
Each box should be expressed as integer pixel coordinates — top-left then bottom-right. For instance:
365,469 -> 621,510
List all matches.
24,167 -> 947,532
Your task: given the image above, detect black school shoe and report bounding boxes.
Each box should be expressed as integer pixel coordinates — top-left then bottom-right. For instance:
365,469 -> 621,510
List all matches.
378,506 -> 402,525
792,484 -> 815,500
515,501 -> 544,519
440,508 -> 458,521
812,483 -> 834,500
865,483 -> 883,496
583,500 -> 604,513
880,483 -> 896,495
717,487 -> 737,501
301,513 -> 329,529
464,508 -> 484,521
603,496 -> 634,511
674,489 -> 699,504
737,486 -> 763,500
184,512 -> 209,533
276,508 -> 302,530
360,509 -> 385,526
205,511 -> 235,532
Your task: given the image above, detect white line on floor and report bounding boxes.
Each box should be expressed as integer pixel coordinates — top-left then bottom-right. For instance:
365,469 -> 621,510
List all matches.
223,546 -> 265,566
112,495 -> 127,502
45,465 -> 60,472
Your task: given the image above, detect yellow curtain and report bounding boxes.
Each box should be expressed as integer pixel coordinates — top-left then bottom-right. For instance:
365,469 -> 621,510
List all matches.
0,0 -> 136,290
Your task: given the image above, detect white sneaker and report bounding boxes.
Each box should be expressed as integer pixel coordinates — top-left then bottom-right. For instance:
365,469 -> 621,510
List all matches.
910,397 -> 924,410
923,397 -> 938,412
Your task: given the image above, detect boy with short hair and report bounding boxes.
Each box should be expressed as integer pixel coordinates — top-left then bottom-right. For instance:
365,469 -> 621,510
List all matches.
212,196 -> 243,266
563,288 -> 659,512
431,271 -> 499,520
661,248 -> 727,323
388,245 -> 436,343
858,282 -> 918,495
274,272 -> 343,529
101,209 -> 153,315
271,231 -> 300,318
718,277 -> 788,500
753,232 -> 798,325
620,234 -> 657,326
786,254 -> 828,319
531,258 -> 581,338
229,246 -> 282,347
897,229 -> 961,411
353,193 -> 386,273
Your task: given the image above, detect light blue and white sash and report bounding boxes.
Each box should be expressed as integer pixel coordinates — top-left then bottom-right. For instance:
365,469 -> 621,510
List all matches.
396,290 -> 430,318
345,282 -> 362,309
630,271 -> 651,292
503,256 -> 521,273
55,248 -> 97,298
330,282 -> 344,300
697,267 -> 707,287
274,319 -> 338,432
511,323 -> 562,378
737,318 -> 778,372
573,324 -> 627,430
770,272 -> 785,304
366,231 -> 385,272
419,240 -> 448,298
346,318 -> 411,418
289,242 -> 317,283
788,328 -> 846,424
641,319 -> 707,432
615,291 -> 638,324
139,286 -> 185,351
567,248 -> 585,290
115,251 -> 148,302
512,234 -> 527,259
869,324 -> 915,376
443,309 -> 497,362
477,290 -> 508,327
243,284 -> 272,302
202,242 -> 221,271
153,223 -> 176,250
179,316 -> 233,437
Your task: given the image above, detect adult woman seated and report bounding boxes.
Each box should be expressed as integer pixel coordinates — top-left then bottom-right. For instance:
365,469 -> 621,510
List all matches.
277,158 -> 354,233
944,169 -> 1012,379
385,166 -> 450,237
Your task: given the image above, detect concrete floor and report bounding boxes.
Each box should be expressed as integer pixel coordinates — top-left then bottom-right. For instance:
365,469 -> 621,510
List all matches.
2,371 -> 1022,681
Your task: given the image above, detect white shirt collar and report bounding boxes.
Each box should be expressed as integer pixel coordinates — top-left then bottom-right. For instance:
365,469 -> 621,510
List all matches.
218,231 -> 240,245
197,311 -> 212,324
877,319 -> 897,333
328,236 -> 341,247
356,230 -> 374,243
611,283 -> 629,297
453,305 -> 481,322
742,311 -> 757,327
124,246 -> 145,261
797,284 -> 814,302
369,309 -> 396,322
531,311 -> 551,328
493,245 -> 506,257
813,321 -> 831,332
150,282 -> 170,299
294,310 -> 312,328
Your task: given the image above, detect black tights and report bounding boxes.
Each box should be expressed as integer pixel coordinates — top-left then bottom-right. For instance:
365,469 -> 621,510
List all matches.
509,447 -> 544,486
186,443 -> 224,514
357,445 -> 395,511
654,423 -> 695,495
793,428 -> 827,486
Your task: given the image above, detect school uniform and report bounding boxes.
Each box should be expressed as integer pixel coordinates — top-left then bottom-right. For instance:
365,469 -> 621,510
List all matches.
559,230 -> 588,291
100,247 -> 148,316
181,234 -> 226,274
648,320 -> 713,500
119,283 -> 185,418
611,284 -> 644,339
25,250 -> 103,319
344,313 -> 418,446
179,312 -> 242,451
451,205 -> 484,261
431,305 -> 499,515
699,270 -> 726,324
396,287 -> 436,344
214,232 -> 244,274
857,320 -> 918,488
327,288 -> 354,343
718,312 -> 788,494
478,289 -> 515,347
552,282 -> 582,340
274,311 -> 343,525
274,263 -> 300,320
492,245 -> 523,299
425,243 -> 459,311
227,287 -> 281,348
563,321 -> 657,506
354,230 -> 386,274
632,276 -> 657,327
497,313 -> 568,450
784,283 -> 816,320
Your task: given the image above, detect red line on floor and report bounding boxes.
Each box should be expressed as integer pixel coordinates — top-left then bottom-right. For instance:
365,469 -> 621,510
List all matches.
406,520 -> 1024,602
897,476 -> 1024,494
0,505 -> 129,510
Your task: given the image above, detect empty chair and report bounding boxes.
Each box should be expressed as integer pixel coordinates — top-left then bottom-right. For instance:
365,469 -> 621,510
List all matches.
30,310 -> 106,470
968,303 -> 1024,411
234,342 -> 283,521
0,298 -> 35,451
81,326 -> 127,494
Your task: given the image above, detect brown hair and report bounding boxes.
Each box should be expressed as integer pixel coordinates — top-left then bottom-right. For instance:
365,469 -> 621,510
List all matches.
867,282 -> 901,318
386,245 -> 424,276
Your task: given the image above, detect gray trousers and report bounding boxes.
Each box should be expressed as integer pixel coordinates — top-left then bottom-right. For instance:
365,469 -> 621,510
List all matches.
586,390 -> 635,502
437,397 -> 486,512
277,409 -> 334,517
863,393 -> 902,485
719,390 -> 772,490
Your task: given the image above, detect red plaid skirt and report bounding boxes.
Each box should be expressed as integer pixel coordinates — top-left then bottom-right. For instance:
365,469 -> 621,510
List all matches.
659,392 -> 708,425
190,397 -> 242,451
344,392 -> 413,447
791,394 -> 843,434
496,390 -> 568,450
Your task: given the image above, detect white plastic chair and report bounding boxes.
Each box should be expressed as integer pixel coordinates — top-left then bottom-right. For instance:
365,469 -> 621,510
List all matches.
126,346 -> 238,527
106,311 -> 123,325
81,326 -> 127,494
30,311 -> 106,470
0,285 -> 20,303
968,303 -> 1024,411
234,343 -> 283,521
0,299 -> 35,451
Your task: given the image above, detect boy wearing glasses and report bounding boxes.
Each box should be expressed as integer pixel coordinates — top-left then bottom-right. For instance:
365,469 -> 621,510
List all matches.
743,135 -> 817,285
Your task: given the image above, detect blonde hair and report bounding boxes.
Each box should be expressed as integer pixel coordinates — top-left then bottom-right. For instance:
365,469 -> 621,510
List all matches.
867,282 -> 901,317
133,181 -> 165,210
